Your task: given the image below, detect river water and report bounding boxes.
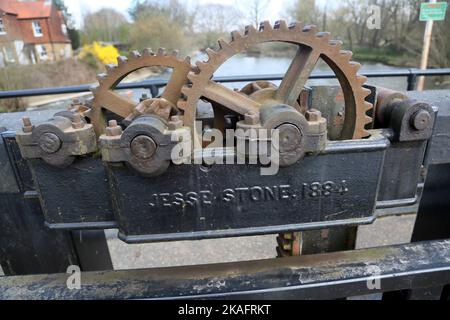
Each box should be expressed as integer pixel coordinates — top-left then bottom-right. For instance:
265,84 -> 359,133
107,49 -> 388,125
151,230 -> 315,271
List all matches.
204,54 -> 408,92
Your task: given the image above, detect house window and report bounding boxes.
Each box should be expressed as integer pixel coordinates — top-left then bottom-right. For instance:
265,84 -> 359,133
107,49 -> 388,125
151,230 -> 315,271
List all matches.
61,24 -> 67,35
0,18 -> 6,34
37,45 -> 48,60
32,21 -> 43,37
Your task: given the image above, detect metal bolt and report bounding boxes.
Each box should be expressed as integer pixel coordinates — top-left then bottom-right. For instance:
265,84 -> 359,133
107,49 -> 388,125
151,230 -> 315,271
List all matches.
106,120 -> 123,136
244,111 -> 260,125
22,117 -> 34,133
306,109 -> 322,122
169,115 -> 183,130
277,123 -> 302,153
72,113 -> 84,129
39,133 -> 62,154
130,135 -> 157,160
411,110 -> 432,131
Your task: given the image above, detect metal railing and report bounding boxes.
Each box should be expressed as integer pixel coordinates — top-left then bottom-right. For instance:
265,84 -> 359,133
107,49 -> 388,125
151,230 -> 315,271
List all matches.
0,68 -> 449,100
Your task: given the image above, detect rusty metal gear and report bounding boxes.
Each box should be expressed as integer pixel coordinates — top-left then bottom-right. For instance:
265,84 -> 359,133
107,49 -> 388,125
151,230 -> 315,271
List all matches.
89,48 -> 192,136
178,20 -> 373,147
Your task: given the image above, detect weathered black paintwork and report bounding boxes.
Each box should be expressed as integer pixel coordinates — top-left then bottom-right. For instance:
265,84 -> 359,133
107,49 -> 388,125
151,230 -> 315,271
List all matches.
30,157 -> 116,229
109,134 -> 388,242
0,240 -> 448,300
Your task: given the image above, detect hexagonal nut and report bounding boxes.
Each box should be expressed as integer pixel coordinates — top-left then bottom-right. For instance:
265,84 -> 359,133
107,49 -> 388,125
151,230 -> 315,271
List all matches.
71,113 -> 85,129
244,112 -> 260,125
22,117 -> 34,133
169,115 -> 183,130
305,109 -> 322,122
106,120 -> 123,136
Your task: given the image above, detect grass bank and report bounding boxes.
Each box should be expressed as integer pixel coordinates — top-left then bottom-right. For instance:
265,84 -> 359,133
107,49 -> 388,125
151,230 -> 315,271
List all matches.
0,59 -> 98,113
346,47 -> 417,67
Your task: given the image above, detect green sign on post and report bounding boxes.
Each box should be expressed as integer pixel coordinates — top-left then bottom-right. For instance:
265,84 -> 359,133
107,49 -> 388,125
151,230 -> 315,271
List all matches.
420,2 -> 448,21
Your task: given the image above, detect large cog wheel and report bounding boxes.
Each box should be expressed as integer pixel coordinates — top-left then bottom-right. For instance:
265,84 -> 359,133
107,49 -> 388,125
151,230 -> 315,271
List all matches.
90,48 -> 192,136
178,20 -> 373,147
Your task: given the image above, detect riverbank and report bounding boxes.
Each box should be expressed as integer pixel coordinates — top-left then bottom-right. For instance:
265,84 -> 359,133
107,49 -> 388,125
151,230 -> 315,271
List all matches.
24,67 -> 155,110
351,47 -> 418,68
256,45 -> 418,68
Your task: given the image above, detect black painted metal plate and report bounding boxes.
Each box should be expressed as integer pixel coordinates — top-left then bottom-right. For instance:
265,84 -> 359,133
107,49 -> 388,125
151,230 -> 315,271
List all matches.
30,157 -> 116,229
109,134 -> 388,242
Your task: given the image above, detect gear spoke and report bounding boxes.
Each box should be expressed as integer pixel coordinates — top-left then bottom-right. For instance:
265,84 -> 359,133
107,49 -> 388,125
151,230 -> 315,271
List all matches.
162,74 -> 189,106
180,20 -> 373,144
96,91 -> 136,118
276,47 -> 321,105
90,49 -> 192,136
203,80 -> 261,115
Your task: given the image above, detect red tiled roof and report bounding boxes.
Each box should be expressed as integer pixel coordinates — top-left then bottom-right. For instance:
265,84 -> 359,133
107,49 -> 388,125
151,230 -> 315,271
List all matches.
0,0 -> 18,14
0,0 -> 52,19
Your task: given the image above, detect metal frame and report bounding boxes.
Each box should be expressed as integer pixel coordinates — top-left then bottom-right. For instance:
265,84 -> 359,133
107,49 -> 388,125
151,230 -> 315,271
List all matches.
1,71 -> 450,300
0,240 -> 449,300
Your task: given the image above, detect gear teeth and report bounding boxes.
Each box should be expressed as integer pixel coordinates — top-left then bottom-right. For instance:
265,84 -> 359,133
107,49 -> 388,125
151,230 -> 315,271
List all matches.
329,40 -> 343,51
361,129 -> 371,138
361,87 -> 372,98
195,60 -> 209,71
288,21 -> 302,30
339,50 -> 353,61
364,101 -> 373,111
230,30 -> 243,41
143,48 -> 154,56
117,56 -> 128,65
205,48 -> 218,61
171,50 -> 179,57
302,25 -> 317,33
316,31 -> 331,42
259,20 -> 272,31
157,48 -> 166,56
349,61 -> 361,72
218,38 -> 232,50
96,73 -> 107,83
364,115 -> 373,124
244,24 -> 258,35
357,75 -> 368,86
105,64 -> 117,72
274,20 -> 288,30
131,50 -> 141,58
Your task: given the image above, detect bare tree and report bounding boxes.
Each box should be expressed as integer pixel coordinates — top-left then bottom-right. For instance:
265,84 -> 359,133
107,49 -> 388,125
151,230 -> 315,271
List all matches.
195,4 -> 243,33
237,0 -> 269,26
194,4 -> 244,49
82,8 -> 128,43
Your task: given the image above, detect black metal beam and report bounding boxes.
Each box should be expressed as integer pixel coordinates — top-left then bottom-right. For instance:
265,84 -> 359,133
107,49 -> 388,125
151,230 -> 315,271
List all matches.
0,240 -> 449,300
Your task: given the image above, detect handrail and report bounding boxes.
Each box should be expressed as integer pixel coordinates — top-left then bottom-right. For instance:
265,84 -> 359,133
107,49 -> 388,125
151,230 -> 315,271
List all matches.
1,68 -> 449,99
